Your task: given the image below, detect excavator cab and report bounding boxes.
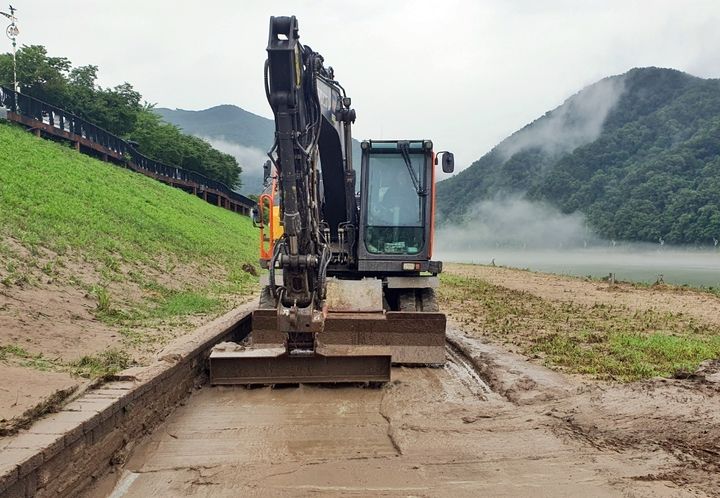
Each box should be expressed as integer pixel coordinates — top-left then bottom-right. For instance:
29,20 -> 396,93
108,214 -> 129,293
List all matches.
358,140 -> 452,273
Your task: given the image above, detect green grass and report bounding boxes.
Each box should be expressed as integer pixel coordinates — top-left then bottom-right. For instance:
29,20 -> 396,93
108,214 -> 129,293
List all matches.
151,291 -> 219,317
93,281 -> 222,326
0,344 -> 31,361
0,123 -> 256,273
0,122 -> 261,373
439,273 -> 720,381
69,349 -> 133,379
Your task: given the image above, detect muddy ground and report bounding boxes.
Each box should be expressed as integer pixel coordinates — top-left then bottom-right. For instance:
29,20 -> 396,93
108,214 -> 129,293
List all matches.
444,263 -> 720,326
91,329 -> 720,497
90,265 -> 720,497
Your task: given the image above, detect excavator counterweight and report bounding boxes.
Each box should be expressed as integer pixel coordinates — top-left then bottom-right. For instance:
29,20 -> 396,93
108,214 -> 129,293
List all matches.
209,15 -> 454,385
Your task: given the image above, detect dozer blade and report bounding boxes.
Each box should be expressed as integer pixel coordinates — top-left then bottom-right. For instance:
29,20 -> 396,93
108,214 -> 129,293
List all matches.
252,309 -> 446,365
209,345 -> 391,385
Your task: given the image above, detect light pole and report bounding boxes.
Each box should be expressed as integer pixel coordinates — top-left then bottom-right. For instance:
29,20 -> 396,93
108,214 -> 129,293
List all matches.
1,4 -> 18,109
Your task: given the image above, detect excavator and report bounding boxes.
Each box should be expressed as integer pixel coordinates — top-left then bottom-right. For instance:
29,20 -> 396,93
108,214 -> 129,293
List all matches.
210,15 -> 454,384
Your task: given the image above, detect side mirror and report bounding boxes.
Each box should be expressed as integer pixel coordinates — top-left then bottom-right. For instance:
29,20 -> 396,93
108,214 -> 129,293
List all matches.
435,151 -> 454,173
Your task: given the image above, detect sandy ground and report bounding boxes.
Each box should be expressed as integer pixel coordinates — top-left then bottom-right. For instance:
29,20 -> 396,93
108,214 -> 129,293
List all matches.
92,332 -> 720,497
0,237 -> 252,432
0,366 -> 77,422
444,263 -> 720,327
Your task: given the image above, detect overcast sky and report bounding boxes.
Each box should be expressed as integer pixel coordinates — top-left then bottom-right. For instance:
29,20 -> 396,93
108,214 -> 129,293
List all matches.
10,0 -> 720,171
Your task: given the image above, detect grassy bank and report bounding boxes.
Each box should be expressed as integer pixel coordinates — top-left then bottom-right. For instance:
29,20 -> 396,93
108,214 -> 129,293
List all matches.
0,122 -> 255,268
0,122 -> 258,376
439,272 -> 720,381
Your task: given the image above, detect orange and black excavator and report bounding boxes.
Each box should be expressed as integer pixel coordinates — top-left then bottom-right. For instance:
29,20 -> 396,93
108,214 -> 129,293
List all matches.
210,15 -> 455,384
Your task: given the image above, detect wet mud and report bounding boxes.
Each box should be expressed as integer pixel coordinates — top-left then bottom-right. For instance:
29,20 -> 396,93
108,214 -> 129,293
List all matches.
91,330 -> 719,497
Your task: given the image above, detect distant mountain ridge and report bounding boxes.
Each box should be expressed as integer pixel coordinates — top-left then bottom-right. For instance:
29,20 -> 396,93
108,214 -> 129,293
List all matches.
156,105 -> 275,151
157,104 -> 361,195
437,67 -> 720,244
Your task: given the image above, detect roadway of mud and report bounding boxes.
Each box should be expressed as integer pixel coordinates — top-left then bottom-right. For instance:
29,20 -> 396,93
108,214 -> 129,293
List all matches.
92,333 -> 718,497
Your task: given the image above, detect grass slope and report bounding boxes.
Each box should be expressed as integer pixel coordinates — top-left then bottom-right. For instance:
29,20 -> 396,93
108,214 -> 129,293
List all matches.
0,122 -> 259,378
0,122 -> 255,269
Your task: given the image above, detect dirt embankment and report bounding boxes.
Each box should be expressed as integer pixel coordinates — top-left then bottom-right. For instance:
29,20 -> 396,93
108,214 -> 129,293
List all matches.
0,237 -> 257,434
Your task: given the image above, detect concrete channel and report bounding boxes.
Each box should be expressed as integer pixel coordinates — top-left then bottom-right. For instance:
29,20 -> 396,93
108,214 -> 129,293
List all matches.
0,303 -> 255,497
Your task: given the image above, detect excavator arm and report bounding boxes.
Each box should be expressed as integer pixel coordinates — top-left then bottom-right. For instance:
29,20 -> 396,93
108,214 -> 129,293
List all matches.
264,15 -> 356,352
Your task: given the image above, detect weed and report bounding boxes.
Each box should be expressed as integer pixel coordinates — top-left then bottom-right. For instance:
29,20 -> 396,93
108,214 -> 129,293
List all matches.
103,255 -> 120,273
0,344 -> 64,373
41,261 -> 55,275
91,285 -> 112,312
0,344 -> 30,360
70,349 -> 133,379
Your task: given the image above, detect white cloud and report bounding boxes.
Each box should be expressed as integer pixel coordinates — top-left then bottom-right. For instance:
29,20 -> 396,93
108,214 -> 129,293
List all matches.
199,136 -> 267,194
13,0 -> 720,171
498,76 -> 626,159
436,195 -> 594,250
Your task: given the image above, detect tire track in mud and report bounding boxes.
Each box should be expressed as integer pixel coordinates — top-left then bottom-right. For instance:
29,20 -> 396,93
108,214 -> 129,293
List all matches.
444,342 -> 494,399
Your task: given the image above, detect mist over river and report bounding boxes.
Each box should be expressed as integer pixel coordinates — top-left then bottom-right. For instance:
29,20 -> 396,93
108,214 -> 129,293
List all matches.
437,247 -> 720,288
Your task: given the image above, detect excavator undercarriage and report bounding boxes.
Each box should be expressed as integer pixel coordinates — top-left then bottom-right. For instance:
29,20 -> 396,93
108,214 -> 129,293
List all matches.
209,15 -> 453,385
210,279 -> 446,384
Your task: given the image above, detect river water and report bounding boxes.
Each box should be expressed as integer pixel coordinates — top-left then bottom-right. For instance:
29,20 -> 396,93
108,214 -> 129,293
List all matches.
438,247 -> 720,288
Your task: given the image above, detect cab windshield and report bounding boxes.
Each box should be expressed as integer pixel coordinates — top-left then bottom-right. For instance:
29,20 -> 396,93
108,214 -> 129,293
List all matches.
365,148 -> 426,255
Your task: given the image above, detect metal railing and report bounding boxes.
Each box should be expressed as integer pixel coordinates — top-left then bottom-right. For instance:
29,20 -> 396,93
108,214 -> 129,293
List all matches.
0,86 -> 254,212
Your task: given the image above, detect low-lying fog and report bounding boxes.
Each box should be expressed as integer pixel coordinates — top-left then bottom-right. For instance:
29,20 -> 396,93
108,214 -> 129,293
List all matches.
436,197 -> 720,288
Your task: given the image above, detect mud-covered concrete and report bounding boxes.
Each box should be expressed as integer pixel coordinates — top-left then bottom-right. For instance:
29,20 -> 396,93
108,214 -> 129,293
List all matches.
94,331 -> 715,497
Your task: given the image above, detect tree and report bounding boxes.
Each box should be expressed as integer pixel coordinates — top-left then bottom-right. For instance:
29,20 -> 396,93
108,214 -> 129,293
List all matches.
0,44 -> 242,188
0,45 -> 70,104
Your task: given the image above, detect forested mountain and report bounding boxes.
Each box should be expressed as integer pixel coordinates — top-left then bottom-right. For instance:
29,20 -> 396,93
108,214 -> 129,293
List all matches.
437,67 -> 720,244
156,105 -> 273,194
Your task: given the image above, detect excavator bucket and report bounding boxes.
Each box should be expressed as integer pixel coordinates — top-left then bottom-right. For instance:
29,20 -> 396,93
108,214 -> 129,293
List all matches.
208,309 -> 444,386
